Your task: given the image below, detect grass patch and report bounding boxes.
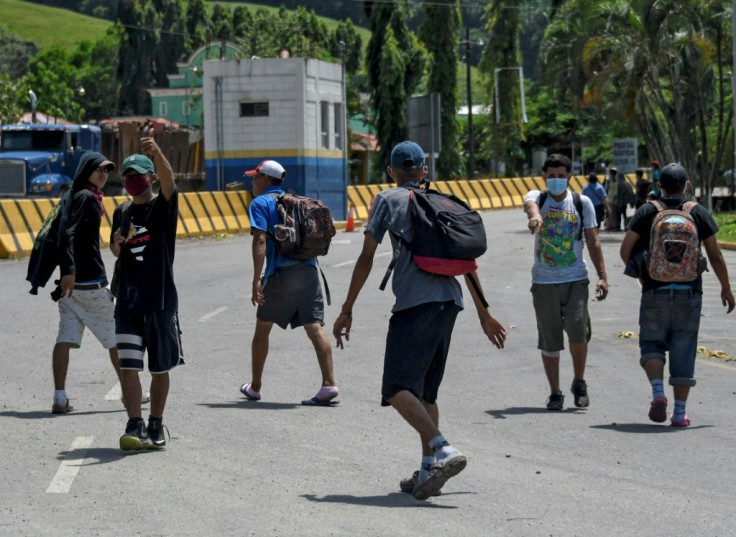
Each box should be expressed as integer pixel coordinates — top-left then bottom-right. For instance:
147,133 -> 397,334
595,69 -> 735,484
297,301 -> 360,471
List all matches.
0,0 -> 111,50
715,213 -> 736,243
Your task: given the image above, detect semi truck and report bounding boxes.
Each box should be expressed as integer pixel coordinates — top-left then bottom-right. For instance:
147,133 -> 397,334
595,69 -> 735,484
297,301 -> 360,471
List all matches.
0,123 -> 102,197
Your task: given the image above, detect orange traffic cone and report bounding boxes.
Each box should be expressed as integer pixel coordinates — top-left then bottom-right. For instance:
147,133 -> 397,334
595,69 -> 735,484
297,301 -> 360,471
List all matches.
345,202 -> 355,232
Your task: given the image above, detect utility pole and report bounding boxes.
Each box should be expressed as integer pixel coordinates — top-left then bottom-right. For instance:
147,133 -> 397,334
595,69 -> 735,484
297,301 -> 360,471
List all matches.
466,27 -> 474,180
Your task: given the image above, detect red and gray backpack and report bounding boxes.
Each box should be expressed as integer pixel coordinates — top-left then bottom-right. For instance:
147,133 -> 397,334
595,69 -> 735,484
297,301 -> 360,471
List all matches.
646,200 -> 705,282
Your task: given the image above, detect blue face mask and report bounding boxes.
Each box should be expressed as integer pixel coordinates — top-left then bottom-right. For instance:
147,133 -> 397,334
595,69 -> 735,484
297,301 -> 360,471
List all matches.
546,177 -> 568,196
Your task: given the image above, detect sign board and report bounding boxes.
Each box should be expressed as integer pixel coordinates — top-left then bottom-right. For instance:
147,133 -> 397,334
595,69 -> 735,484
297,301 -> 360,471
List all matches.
408,93 -> 441,178
612,138 -> 638,173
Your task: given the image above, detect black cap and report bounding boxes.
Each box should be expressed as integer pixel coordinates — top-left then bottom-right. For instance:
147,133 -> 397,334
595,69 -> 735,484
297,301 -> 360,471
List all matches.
659,163 -> 688,191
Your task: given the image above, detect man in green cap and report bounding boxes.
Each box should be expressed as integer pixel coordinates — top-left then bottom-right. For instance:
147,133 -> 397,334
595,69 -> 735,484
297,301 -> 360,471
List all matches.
110,136 -> 183,450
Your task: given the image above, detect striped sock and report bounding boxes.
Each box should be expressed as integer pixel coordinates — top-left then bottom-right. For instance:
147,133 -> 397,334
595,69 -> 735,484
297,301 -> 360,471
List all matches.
419,455 -> 435,482
650,379 -> 665,399
672,399 -> 687,422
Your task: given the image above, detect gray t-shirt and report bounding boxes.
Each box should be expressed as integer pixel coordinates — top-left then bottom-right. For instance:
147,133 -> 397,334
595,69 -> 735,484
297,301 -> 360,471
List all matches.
366,184 -> 464,313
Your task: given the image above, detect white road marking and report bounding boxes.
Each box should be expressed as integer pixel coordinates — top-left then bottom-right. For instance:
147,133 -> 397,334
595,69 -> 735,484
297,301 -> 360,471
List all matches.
47,436 -> 94,494
332,251 -> 391,268
104,382 -> 122,401
199,306 -> 229,322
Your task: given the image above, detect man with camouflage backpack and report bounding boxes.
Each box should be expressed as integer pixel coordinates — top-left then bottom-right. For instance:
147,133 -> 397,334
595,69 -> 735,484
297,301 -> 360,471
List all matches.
239,160 -> 338,406
620,163 -> 734,427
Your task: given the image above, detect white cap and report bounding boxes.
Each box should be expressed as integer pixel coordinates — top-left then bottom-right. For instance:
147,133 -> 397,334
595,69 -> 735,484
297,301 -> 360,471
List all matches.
244,160 -> 286,181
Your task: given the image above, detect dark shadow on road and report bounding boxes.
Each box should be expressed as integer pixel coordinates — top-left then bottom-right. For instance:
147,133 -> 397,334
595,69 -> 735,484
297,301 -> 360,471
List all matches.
0,409 -> 124,420
198,401 -> 300,410
301,492 -> 460,508
590,423 -> 713,433
57,447 -> 156,465
486,407 -> 583,419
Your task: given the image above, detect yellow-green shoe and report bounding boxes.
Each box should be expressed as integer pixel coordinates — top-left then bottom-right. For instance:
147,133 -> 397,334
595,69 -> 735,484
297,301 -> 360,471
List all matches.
120,418 -> 152,450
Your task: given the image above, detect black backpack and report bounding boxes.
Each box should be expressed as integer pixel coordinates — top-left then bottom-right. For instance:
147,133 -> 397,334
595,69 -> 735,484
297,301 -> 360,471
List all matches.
26,192 -> 71,295
380,184 -> 488,306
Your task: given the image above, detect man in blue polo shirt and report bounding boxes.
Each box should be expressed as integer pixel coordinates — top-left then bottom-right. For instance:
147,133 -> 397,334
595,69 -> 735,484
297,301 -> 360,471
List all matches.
239,160 -> 338,406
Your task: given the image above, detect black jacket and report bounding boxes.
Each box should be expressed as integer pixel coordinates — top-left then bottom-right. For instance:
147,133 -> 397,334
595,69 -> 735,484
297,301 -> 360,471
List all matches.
58,151 -> 109,282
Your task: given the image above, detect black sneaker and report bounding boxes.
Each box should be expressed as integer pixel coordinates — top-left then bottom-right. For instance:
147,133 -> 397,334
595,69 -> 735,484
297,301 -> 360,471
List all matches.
546,391 -> 564,411
120,418 -> 152,451
570,379 -> 589,408
147,418 -> 168,450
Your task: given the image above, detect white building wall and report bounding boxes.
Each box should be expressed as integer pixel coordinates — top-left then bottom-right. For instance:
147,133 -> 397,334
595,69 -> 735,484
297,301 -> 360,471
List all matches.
202,57 -> 343,156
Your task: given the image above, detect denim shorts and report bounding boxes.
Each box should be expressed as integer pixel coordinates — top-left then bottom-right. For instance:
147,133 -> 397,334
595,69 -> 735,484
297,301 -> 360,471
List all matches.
381,301 -> 461,406
531,280 -> 591,354
639,289 -> 701,386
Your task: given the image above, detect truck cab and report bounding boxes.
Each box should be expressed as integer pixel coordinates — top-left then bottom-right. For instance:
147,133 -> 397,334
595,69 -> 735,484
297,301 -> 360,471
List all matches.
0,123 -> 102,197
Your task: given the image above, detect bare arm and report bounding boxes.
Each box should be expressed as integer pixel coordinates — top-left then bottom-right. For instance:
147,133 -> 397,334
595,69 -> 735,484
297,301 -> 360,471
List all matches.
251,229 -> 267,306
584,227 -> 608,299
702,235 -> 734,313
620,229 -> 640,264
333,232 -> 379,349
463,272 -> 506,349
523,199 -> 543,234
141,137 -> 175,201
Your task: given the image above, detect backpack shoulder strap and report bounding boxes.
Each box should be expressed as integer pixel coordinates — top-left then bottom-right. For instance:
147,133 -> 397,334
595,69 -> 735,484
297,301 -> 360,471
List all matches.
682,201 -> 697,214
649,199 -> 665,212
571,191 -> 584,241
538,190 -> 548,209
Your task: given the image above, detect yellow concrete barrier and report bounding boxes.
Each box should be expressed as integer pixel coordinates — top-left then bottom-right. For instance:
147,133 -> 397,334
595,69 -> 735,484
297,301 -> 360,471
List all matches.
0,175 -> 638,259
0,191 -> 253,259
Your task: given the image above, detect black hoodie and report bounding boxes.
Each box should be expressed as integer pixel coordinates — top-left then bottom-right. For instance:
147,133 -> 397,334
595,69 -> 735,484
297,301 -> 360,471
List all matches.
58,151 -> 111,282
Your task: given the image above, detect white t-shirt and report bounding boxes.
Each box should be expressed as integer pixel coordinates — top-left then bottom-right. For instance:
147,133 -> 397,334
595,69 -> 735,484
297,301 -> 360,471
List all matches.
525,190 -> 597,284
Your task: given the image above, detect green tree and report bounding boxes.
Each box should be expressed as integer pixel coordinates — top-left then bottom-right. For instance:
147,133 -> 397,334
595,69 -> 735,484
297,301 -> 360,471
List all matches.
420,0 -> 463,179
185,0 -> 208,52
544,0 -> 733,207
0,30 -> 39,80
0,73 -> 31,124
330,20 -> 363,74
209,3 -> 233,42
366,1 -> 427,179
153,0 -> 187,86
116,0 -> 155,115
479,0 -> 524,176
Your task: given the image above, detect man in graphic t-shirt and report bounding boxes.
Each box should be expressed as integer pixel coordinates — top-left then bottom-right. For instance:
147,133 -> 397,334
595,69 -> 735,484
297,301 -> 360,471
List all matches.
524,154 -> 609,411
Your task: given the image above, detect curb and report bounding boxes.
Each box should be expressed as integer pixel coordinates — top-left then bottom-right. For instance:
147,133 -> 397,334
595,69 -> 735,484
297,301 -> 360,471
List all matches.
718,241 -> 736,251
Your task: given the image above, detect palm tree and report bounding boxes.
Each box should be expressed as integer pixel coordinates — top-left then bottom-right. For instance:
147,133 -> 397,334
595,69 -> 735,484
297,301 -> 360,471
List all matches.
543,0 -> 732,207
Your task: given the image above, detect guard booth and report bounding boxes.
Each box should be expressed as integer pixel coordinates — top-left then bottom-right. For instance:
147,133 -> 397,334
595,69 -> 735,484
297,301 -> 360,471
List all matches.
201,57 -> 347,218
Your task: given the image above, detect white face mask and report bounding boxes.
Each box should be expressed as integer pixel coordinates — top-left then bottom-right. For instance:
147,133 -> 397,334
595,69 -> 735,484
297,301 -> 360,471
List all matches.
546,177 -> 568,196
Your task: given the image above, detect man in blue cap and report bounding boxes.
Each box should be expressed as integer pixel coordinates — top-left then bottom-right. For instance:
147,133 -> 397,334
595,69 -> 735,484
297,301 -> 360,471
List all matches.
332,141 -> 507,500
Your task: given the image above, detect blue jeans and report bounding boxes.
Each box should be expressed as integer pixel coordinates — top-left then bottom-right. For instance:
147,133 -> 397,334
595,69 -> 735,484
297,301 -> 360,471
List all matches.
639,289 -> 702,386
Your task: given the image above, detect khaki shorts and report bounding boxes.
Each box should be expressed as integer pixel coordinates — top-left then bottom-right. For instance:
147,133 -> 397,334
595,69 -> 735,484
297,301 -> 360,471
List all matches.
531,279 -> 591,355
56,287 -> 116,349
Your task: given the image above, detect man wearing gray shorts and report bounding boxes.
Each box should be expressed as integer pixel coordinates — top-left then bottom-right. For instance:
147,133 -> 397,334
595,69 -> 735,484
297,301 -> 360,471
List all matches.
239,160 -> 338,406
524,154 -> 609,410
52,151 -> 122,414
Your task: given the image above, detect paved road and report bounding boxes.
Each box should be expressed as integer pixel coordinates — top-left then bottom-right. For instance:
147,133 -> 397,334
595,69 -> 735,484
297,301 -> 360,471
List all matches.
1,208 -> 735,536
